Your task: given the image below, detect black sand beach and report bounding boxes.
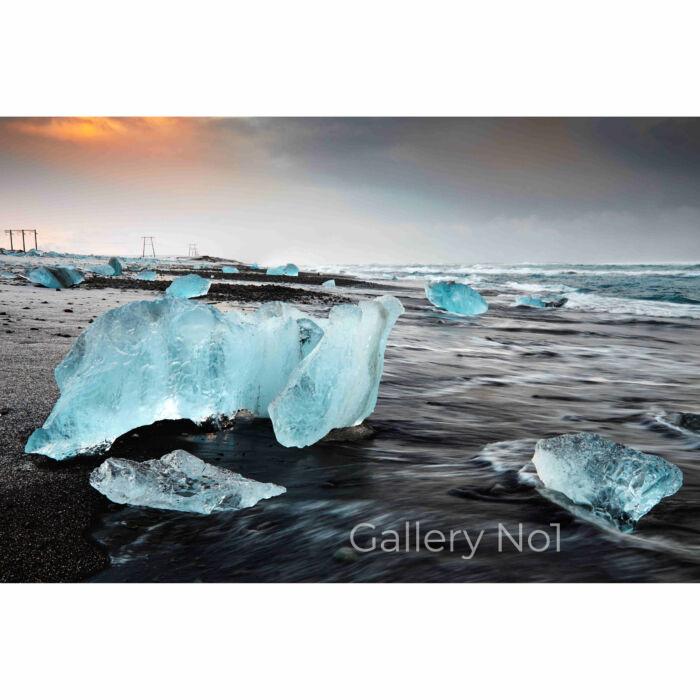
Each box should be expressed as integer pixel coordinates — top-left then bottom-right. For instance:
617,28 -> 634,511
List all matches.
0,267 -> 365,582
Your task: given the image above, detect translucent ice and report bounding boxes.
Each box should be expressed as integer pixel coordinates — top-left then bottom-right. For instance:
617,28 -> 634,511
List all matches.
28,266 -> 84,289
136,270 -> 157,281
266,263 -> 299,277
515,295 -> 567,308
515,295 -> 546,308
91,263 -> 118,276
108,257 -> 124,275
322,279 -> 336,288
533,432 -> 683,529
90,449 -> 285,514
1,271 -> 16,280
222,266 -> 239,274
165,273 -> 211,299
26,295 -> 403,459
425,281 -> 488,316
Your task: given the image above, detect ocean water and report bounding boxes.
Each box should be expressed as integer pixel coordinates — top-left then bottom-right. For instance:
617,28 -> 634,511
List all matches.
90,264 -> 700,582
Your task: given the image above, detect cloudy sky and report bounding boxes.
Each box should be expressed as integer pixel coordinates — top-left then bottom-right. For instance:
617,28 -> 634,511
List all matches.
1,117 -> 698,264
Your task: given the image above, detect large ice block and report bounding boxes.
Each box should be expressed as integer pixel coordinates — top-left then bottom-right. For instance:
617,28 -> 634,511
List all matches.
165,273 -> 211,299
90,449 -> 285,514
28,266 -> 84,289
425,281 -> 488,316
26,295 -> 403,459
266,263 -> 299,277
533,432 -> 683,529
108,257 -> 124,275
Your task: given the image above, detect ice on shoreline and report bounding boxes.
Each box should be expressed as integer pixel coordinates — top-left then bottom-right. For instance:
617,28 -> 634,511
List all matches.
266,263 -> 299,277
165,273 -> 211,299
533,432 -> 683,530
222,266 -> 239,274
136,270 -> 157,281
28,266 -> 84,289
26,294 -> 403,459
425,281 -> 488,316
90,449 -> 286,514
322,279 -> 336,288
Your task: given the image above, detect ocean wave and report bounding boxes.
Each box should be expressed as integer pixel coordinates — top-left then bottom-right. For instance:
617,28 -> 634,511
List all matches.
563,292 -> 700,319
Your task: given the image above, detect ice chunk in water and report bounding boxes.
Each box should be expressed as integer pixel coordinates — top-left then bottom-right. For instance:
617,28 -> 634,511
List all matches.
322,279 -> 336,288
515,295 -> 546,308
533,432 -> 683,529
222,266 -> 239,274
266,263 -> 299,277
425,281 -> 488,316
28,266 -> 84,289
26,295 -> 403,459
165,273 -> 211,299
136,270 -> 157,281
90,449 -> 285,514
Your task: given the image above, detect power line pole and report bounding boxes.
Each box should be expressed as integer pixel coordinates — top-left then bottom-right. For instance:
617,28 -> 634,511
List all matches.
187,243 -> 198,257
140,236 -> 156,257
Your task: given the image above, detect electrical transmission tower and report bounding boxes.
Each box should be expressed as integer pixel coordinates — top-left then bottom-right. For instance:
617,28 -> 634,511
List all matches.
187,243 -> 198,257
4,229 -> 38,252
140,236 -> 156,257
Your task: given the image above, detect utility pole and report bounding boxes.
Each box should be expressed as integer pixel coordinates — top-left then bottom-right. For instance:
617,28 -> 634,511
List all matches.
140,236 -> 156,257
4,230 -> 13,251
187,243 -> 198,257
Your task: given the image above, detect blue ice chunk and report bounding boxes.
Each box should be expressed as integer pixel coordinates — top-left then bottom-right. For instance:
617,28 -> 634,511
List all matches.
266,263 -> 299,277
425,281 -> 488,316
28,265 -> 84,289
322,279 -> 336,288
90,449 -> 285,514
269,296 -> 404,447
165,273 -> 211,299
515,295 -> 547,308
533,432 -> 683,530
25,295 -> 403,459
222,266 -> 239,274
91,263 -> 118,276
249,263 -> 260,269
0,271 -> 16,280
108,257 -> 124,275
136,270 -> 157,281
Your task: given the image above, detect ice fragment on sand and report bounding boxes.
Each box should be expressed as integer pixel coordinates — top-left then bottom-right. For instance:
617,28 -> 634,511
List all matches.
90,449 -> 285,514
266,263 -> 299,277
28,266 -> 84,289
136,270 -> 157,281
533,432 -> 683,529
425,281 -> 488,316
165,273 -> 211,299
26,295 -> 403,459
222,266 -> 239,274
322,279 -> 336,288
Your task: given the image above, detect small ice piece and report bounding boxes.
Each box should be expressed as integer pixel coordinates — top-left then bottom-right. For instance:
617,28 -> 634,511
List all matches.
249,263 -> 260,269
136,270 -> 157,281
26,295 -> 403,459
515,295 -> 547,308
222,265 -> 239,274
0,271 -> 16,280
108,257 -> 124,275
266,263 -> 300,277
28,265 -> 84,289
322,279 -> 336,288
425,281 -> 488,316
90,449 -> 286,514
91,263 -> 118,276
533,432 -> 683,529
165,273 -> 211,299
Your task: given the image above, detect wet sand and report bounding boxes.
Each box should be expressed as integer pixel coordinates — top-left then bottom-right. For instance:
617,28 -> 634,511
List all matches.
0,270 -> 364,582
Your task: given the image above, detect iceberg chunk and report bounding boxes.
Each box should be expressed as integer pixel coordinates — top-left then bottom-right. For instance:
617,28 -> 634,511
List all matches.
26,295 -> 403,459
90,449 -> 285,514
91,263 -> 118,276
425,281 -> 488,316
28,265 -> 84,289
269,295 -> 404,447
515,295 -> 547,308
136,270 -> 157,281
222,266 -> 239,274
165,273 -> 211,299
108,257 -> 124,275
533,432 -> 683,529
322,279 -> 336,288
266,263 -> 299,277
0,271 -> 16,280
